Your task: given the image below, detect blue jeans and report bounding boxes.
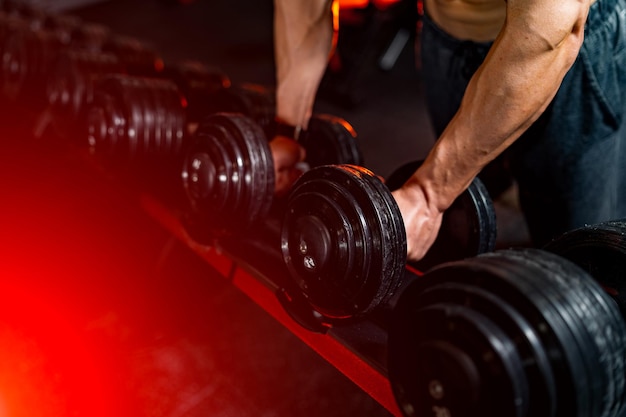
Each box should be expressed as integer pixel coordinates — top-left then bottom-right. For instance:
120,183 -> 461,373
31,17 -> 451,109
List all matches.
420,0 -> 626,246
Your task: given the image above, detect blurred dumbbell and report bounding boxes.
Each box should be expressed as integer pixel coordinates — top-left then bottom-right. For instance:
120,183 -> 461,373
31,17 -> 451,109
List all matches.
387,243 -> 626,417
160,59 -> 231,124
194,81 -> 365,166
0,25 -> 67,106
46,49 -> 124,138
544,219 -> 626,317
181,112 -> 364,239
101,34 -> 165,77
202,82 -> 276,137
279,163 -> 496,323
0,0 -> 45,27
0,10 -> 101,108
84,74 -> 188,179
46,56 -> 229,140
68,21 -> 111,52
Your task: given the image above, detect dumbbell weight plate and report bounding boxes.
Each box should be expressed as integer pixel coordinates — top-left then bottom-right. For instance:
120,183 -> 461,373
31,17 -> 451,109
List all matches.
47,50 -> 123,138
281,164 -> 406,319
181,113 -> 274,237
544,220 -> 626,318
386,160 -> 497,272
85,75 -> 187,170
203,83 -> 276,136
298,114 -> 364,167
388,248 -> 626,417
161,60 -> 230,124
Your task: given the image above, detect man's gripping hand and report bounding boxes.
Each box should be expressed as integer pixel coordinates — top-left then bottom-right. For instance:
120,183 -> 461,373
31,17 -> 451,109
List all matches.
269,136 -> 307,197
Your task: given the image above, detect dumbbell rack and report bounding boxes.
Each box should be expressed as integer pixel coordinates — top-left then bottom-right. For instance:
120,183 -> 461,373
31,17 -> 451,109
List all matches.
138,190 -> 408,417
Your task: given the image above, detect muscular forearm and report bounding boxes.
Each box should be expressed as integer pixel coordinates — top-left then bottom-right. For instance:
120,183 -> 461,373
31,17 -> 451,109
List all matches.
274,0 -> 335,128
411,0 -> 591,211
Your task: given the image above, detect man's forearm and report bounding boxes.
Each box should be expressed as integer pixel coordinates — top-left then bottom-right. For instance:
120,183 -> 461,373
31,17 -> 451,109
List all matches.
274,0 -> 335,128
411,0 -> 591,210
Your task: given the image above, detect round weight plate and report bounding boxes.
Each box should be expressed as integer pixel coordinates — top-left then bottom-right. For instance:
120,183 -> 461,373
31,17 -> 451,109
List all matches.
544,220 -> 626,318
394,303 -> 528,417
299,114 -> 364,167
85,89 -> 127,166
163,60 -> 230,123
281,164 -> 406,319
202,83 -> 275,135
69,22 -> 111,51
181,113 -> 274,237
414,281 -> 556,417
386,160 -> 496,272
47,50 -> 123,138
87,75 -> 187,171
388,248 -> 625,417
511,248 -> 626,417
89,76 -> 141,163
0,27 -> 30,101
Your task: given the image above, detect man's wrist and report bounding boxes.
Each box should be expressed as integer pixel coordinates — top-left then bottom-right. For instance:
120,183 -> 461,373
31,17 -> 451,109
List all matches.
274,117 -> 303,141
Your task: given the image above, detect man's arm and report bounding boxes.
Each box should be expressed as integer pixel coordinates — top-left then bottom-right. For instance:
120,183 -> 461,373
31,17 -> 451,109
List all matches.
274,0 -> 336,128
395,0 -> 592,261
271,0 -> 336,195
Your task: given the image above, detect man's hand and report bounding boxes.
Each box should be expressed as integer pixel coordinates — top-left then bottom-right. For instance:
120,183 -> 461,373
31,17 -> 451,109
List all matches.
269,135 -> 306,196
391,183 -> 444,262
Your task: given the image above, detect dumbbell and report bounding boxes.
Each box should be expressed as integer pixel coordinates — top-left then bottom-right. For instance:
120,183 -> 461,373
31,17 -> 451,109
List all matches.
0,13 -> 106,108
68,21 -> 111,52
387,240 -> 626,417
279,163 -> 496,323
0,24 -> 67,106
45,54 -> 228,140
46,49 -> 124,138
183,79 -> 366,167
544,219 -> 626,318
84,74 -> 188,184
201,82 -> 277,138
180,112 -> 364,239
160,59 -> 231,124
101,34 -> 165,77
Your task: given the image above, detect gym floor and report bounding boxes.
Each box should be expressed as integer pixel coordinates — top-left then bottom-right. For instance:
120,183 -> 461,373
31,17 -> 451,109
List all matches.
0,1 -> 531,416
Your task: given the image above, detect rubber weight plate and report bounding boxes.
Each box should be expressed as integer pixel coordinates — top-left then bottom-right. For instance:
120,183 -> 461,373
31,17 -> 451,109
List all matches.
182,113 -> 274,238
86,75 -> 186,169
47,49 -> 123,138
544,219 -> 626,318
161,60 -> 230,124
388,248 -> 626,417
511,248 -> 626,417
298,114 -> 364,167
386,160 -> 497,272
203,83 -> 276,136
281,164 -> 406,319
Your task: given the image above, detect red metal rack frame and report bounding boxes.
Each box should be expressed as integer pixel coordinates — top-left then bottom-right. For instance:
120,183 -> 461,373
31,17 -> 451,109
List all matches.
139,192 -> 404,417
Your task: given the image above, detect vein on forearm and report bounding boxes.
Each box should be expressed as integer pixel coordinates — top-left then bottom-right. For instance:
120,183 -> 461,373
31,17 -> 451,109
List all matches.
415,0 -> 589,210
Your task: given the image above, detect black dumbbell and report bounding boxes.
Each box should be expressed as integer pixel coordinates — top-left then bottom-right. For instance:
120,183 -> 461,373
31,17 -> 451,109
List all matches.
202,82 -> 277,138
68,21 -> 111,52
181,112 -> 364,239
181,113 -> 275,238
196,81 -> 365,165
544,219 -> 626,318
101,34 -> 165,77
84,74 -> 188,173
387,244 -> 626,417
46,53 -> 229,140
46,49 -> 125,139
160,60 -> 231,125
0,0 -> 45,26
0,25 -> 68,106
279,163 -> 496,322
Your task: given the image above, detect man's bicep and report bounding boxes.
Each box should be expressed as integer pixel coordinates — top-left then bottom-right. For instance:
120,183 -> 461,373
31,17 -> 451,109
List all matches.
505,0 -> 590,52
